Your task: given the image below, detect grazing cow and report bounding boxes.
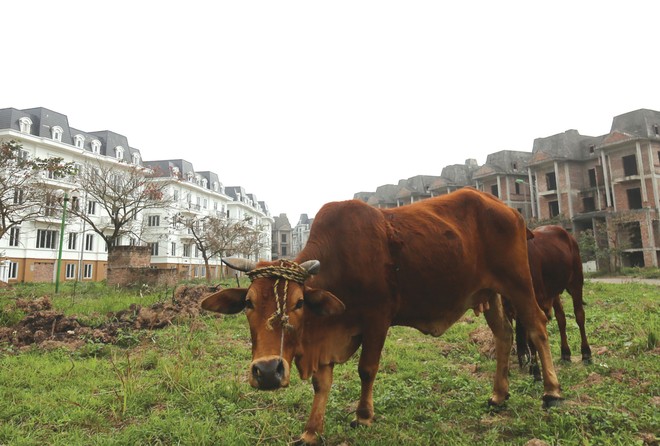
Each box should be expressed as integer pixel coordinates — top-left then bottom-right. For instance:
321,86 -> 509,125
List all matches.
514,225 -> 591,379
202,188 -> 561,445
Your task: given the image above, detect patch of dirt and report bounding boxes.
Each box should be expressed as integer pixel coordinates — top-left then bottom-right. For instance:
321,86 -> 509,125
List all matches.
469,325 -> 496,359
0,285 -> 221,351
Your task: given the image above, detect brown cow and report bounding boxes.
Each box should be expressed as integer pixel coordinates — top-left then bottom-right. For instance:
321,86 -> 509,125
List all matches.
515,225 -> 591,379
202,188 -> 562,445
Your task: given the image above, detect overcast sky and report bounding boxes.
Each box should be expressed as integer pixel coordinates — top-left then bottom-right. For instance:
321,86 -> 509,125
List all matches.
4,1 -> 660,222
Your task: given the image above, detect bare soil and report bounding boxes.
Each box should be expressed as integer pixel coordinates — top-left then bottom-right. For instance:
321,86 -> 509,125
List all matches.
0,285 -> 220,351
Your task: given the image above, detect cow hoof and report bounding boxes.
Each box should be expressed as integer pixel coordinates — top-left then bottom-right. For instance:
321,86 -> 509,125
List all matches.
295,432 -> 321,445
560,355 -> 572,363
542,394 -> 563,409
350,418 -> 373,429
582,357 -> 593,365
487,392 -> 510,408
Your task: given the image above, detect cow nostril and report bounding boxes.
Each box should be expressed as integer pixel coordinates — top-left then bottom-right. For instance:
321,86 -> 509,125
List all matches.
252,364 -> 261,378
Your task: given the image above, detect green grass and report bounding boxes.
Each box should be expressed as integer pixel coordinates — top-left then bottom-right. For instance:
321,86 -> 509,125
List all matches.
0,281 -> 658,445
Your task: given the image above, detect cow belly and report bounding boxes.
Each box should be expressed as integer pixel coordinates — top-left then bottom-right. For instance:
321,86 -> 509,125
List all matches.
398,307 -> 466,337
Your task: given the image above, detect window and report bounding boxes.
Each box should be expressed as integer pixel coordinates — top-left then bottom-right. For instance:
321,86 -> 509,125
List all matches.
19,117 -> 32,133
203,199 -> 208,209
200,266 -> 206,278
132,153 -> 140,165
589,145 -> 595,154
514,182 -> 520,195
282,246 -> 287,256
44,193 -> 59,217
65,264 -> 76,279
74,134 -> 85,148
202,178 -> 208,188
213,201 -> 218,210
213,182 -> 218,191
87,200 -> 97,215
8,227 -> 20,247
83,264 -> 93,279
36,229 -> 58,249
8,262 -> 18,279
13,188 -> 24,204
183,244 -> 191,257
70,196 -> 80,212
91,140 -> 101,154
622,154 -> 638,176
582,197 -> 596,212
194,245 -> 199,258
67,233 -> 77,250
588,169 -> 597,187
548,201 -> 559,217
148,242 -> 159,256
147,215 -> 160,227
281,234 -> 287,243
171,242 -> 176,256
85,234 -> 94,251
546,172 -> 557,190
115,146 -> 124,160
491,184 -> 499,198
51,126 -> 63,142
173,189 -> 179,201
627,188 -> 643,209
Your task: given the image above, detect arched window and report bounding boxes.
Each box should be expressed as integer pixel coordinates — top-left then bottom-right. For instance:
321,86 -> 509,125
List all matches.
213,181 -> 218,191
74,134 -> 85,149
51,126 -> 63,142
91,140 -> 101,154
115,146 -> 124,160
19,117 -> 32,133
132,152 -> 141,165
202,178 -> 208,188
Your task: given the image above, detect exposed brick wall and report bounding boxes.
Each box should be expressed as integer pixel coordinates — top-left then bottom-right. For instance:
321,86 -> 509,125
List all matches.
107,245 -> 177,287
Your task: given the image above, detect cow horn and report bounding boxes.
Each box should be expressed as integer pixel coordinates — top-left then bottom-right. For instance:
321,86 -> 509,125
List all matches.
299,260 -> 320,275
222,257 -> 257,272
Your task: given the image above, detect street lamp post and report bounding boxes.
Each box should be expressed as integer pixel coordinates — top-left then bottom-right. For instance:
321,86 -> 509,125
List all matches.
55,191 -> 69,293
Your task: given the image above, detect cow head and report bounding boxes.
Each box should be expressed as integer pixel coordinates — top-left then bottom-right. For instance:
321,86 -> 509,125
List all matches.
201,258 -> 345,390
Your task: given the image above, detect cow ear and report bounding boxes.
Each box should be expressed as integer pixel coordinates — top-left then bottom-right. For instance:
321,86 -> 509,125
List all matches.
201,288 -> 248,314
304,288 -> 346,316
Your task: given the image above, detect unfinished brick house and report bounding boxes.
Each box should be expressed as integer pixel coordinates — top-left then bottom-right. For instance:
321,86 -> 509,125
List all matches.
472,151 -> 533,217
527,109 -> 660,268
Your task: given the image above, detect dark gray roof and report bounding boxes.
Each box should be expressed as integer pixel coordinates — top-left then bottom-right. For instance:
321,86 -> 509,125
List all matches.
530,130 -> 603,164
473,150 -> 532,179
273,214 -> 291,230
224,186 -> 247,201
609,108 -> 660,140
0,107 -> 143,162
144,159 -> 196,179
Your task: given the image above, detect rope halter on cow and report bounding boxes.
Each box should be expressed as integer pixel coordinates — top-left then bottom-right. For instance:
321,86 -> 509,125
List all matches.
247,260 -> 311,332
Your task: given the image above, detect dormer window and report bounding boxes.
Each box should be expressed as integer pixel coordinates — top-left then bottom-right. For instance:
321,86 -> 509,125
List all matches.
202,178 -> 208,188
213,181 -> 218,191
74,134 -> 85,149
132,152 -> 141,165
171,166 -> 180,177
51,126 -> 63,142
91,140 -> 101,154
187,172 -> 194,182
115,146 -> 124,160
19,117 -> 32,133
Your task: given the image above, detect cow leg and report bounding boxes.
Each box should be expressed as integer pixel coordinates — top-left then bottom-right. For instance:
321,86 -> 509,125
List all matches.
351,327 -> 388,428
299,363 -> 334,445
553,296 -> 571,362
568,287 -> 592,364
505,283 -> 562,406
483,293 -> 512,406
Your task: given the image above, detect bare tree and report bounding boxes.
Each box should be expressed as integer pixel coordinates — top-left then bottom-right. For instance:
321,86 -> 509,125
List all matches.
237,220 -> 270,262
177,214 -> 255,281
0,139 -> 73,241
68,161 -> 174,251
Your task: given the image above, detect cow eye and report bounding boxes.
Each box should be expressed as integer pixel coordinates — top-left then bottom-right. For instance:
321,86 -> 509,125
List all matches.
294,299 -> 304,310
245,299 -> 254,310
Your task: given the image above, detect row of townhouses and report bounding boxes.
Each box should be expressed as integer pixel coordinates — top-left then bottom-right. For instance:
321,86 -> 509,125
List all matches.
0,107 -> 273,284
351,108 -> 660,270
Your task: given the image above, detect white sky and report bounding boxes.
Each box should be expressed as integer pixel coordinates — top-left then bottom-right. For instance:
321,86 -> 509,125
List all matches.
4,1 -> 660,222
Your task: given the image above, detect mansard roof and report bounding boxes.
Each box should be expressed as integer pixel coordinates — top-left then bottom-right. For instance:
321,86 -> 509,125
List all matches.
530,129 -> 603,165
473,150 -> 532,179
0,106 -> 143,163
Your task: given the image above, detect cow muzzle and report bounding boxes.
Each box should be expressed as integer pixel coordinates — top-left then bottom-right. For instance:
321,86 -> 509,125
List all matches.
249,355 -> 290,390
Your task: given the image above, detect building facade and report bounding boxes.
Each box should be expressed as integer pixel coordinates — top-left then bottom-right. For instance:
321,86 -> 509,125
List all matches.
0,107 -> 273,284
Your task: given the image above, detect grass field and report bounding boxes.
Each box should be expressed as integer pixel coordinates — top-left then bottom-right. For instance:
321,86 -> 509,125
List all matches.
0,280 -> 658,445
